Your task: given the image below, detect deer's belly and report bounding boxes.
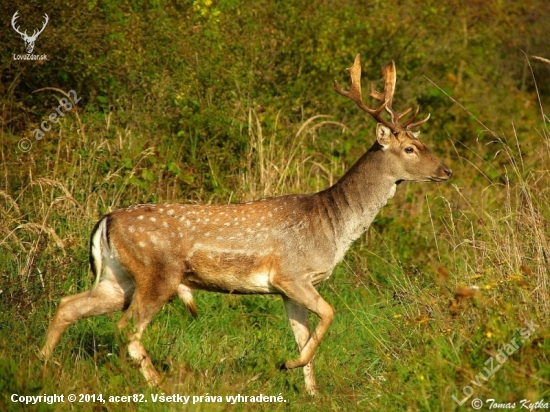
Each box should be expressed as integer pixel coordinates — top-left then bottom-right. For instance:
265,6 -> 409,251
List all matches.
182,246 -> 278,294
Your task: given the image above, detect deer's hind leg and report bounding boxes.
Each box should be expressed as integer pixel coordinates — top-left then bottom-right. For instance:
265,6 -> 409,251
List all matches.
41,275 -> 134,361
116,269 -> 181,386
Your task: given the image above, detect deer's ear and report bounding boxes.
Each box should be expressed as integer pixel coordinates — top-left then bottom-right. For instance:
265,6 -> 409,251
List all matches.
376,124 -> 392,149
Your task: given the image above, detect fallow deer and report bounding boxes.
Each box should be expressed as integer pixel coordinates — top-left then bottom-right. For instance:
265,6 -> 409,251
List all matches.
41,55 -> 452,395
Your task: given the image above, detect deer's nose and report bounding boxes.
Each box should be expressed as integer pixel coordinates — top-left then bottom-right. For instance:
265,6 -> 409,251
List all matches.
443,168 -> 453,178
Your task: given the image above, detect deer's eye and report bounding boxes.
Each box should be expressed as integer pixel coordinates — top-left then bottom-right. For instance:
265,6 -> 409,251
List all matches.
405,147 -> 415,154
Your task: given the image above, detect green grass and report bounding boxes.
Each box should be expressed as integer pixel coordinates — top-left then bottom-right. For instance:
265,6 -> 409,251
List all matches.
1,75 -> 550,412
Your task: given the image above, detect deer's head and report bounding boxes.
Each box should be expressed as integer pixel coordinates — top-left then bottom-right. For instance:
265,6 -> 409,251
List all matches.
334,55 -> 452,183
11,11 -> 49,54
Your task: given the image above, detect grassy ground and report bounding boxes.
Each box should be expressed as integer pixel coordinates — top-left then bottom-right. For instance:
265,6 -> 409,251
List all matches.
1,78 -> 550,411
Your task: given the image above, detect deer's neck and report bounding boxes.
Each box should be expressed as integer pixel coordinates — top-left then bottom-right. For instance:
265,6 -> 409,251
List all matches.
318,146 -> 397,260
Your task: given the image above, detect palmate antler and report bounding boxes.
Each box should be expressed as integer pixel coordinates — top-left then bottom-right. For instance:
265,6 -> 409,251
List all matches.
333,54 -> 430,133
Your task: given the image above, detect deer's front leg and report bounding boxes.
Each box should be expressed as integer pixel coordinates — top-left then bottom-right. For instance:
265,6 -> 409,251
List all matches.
275,278 -> 334,371
283,297 -> 318,395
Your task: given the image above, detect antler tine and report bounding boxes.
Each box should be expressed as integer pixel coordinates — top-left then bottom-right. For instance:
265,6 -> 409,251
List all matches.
401,106 -> 433,130
334,55 -> 397,132
30,13 -> 49,39
369,83 -> 385,102
405,113 -> 431,130
400,106 -> 420,128
36,14 -> 49,37
11,11 -> 28,37
396,107 -> 413,120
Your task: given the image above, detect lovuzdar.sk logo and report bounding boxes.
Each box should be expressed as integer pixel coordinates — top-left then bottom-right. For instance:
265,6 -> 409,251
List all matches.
11,10 -> 49,61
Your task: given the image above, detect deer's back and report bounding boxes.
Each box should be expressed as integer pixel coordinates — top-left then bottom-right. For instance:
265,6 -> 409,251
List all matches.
105,194 -> 338,294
